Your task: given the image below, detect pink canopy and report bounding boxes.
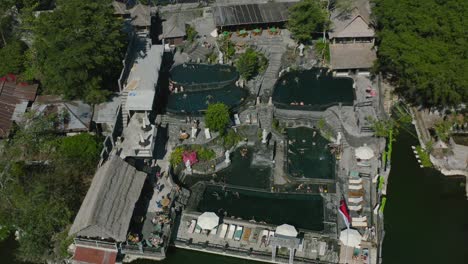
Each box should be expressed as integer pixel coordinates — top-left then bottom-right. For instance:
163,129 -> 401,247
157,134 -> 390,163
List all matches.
182,151 -> 198,166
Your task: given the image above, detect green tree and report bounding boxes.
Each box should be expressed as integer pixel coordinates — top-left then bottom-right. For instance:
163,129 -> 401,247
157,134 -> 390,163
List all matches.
0,40 -> 28,76
186,24 -> 197,43
374,0 -> 467,106
0,0 -> 15,47
235,48 -> 268,80
27,0 -> 125,104
218,36 -> 235,59
288,0 -> 328,43
0,114 -> 100,261
205,103 -> 230,135
434,120 -> 452,142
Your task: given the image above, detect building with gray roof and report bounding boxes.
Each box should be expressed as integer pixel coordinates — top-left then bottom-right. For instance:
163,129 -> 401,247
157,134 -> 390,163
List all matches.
69,155 -> 147,241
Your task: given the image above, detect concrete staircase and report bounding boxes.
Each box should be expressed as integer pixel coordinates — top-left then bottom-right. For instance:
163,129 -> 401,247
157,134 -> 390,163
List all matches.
120,90 -> 129,128
255,35 -> 287,98
188,44 -> 213,62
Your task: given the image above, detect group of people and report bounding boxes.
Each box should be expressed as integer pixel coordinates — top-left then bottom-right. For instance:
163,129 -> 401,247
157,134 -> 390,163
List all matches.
290,101 -> 305,106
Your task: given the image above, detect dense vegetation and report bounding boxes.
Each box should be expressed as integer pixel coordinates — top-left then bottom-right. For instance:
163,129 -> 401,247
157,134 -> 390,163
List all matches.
0,0 -> 125,104
373,0 -> 467,106
235,48 -> 268,80
0,113 -> 101,262
288,0 -> 328,43
205,103 -> 230,135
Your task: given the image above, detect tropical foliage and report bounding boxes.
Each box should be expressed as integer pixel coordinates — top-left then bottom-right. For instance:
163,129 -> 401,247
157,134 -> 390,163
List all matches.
25,0 -> 125,103
235,48 -> 268,80
205,103 -> 230,135
373,0 -> 467,106
288,0 -> 328,43
0,114 -> 100,262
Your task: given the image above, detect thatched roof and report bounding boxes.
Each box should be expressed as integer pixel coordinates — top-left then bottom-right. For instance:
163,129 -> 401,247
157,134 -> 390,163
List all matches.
69,155 -> 147,241
329,0 -> 374,39
330,43 -> 376,70
130,3 -> 151,27
162,14 -> 186,39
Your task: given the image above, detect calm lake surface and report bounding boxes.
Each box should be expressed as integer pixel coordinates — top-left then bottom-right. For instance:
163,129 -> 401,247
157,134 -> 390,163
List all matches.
2,125 -> 466,264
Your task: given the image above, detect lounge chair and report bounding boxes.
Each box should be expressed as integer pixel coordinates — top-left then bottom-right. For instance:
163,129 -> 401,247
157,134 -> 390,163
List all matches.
219,224 -> 228,238
348,197 -> 364,203
210,225 -> 218,236
195,224 -> 202,234
352,220 -> 368,227
227,225 -> 236,239
352,216 -> 367,222
349,184 -> 363,190
349,178 -> 363,184
234,226 -> 243,241
188,220 -> 196,234
349,204 -> 362,211
242,228 -> 252,241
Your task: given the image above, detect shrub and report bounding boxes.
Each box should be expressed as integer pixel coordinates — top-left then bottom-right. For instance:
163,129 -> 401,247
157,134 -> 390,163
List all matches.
205,103 -> 230,135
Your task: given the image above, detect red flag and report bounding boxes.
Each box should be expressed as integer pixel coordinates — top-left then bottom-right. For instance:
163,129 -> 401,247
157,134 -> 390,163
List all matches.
339,199 -> 351,228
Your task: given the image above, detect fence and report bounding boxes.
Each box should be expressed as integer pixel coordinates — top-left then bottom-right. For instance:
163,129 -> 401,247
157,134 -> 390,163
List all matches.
174,238 -> 335,264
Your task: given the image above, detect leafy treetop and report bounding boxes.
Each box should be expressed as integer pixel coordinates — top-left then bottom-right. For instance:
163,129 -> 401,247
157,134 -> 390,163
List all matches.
287,0 -> 328,43
205,103 -> 230,135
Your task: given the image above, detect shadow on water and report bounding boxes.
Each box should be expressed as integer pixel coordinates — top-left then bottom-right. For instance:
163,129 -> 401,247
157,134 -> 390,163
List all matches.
382,122 -> 467,264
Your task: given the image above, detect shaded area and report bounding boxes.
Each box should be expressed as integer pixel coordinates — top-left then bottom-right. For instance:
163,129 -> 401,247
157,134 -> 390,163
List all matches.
287,127 -> 335,180
272,68 -> 354,111
170,64 -> 238,90
166,85 -> 248,114
197,185 -> 324,231
184,147 -> 271,189
382,122 -> 467,264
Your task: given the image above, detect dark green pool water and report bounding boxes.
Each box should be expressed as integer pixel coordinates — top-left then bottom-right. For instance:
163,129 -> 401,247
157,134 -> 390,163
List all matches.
185,147 -> 271,189
287,127 -> 335,179
197,185 -> 324,231
272,68 -> 355,110
170,63 -> 238,89
166,85 -> 248,114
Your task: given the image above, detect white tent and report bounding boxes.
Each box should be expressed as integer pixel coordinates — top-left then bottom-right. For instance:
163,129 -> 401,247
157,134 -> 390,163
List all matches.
197,212 -> 219,230
339,229 -> 362,248
355,145 -> 375,160
276,224 -> 298,237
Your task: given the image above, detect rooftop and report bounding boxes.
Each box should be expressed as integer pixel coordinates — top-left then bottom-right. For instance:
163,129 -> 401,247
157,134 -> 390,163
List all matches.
213,2 -> 294,28
161,13 -> 187,39
124,34 -> 164,111
329,43 -> 376,70
69,155 -> 147,241
129,3 -> 151,27
329,0 -> 374,39
120,112 -> 157,158
0,75 -> 38,137
32,95 -> 93,133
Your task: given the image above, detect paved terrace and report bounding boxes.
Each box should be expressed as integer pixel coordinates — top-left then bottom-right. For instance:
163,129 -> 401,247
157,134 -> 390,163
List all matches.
175,211 -> 339,264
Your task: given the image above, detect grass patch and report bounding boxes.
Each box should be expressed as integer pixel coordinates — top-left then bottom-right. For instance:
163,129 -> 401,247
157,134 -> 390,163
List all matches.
416,146 -> 432,167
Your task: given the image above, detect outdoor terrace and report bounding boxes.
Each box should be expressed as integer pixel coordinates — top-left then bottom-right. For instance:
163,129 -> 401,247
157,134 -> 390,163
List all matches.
175,212 -> 339,264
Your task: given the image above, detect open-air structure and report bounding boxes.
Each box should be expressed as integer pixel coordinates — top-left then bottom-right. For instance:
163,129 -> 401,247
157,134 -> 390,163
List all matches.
213,1 -> 296,31
69,155 -> 148,264
328,0 -> 376,74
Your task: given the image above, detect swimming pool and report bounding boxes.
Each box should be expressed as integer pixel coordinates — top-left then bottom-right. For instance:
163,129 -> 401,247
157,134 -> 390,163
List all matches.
166,85 -> 248,114
286,127 -> 335,180
272,68 -> 355,111
170,63 -> 239,91
197,185 -> 324,231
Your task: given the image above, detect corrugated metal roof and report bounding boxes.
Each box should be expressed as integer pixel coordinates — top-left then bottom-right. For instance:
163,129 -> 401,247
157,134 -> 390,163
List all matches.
73,246 -> 117,264
213,2 -> 293,27
0,79 -> 38,138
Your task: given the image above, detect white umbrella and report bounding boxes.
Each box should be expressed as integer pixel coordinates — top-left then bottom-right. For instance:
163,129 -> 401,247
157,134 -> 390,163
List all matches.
276,224 -> 298,237
197,212 -> 219,230
355,145 -> 374,160
340,229 -> 362,248
210,29 -> 218,38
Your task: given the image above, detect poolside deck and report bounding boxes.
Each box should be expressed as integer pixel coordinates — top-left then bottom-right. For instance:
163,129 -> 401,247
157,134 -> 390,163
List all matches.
175,211 -> 340,263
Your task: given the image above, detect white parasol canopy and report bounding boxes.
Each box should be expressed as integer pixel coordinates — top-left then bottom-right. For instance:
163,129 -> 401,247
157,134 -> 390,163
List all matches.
340,229 -> 362,248
276,224 -> 298,237
210,29 -> 218,38
197,212 -> 219,230
355,145 -> 375,160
